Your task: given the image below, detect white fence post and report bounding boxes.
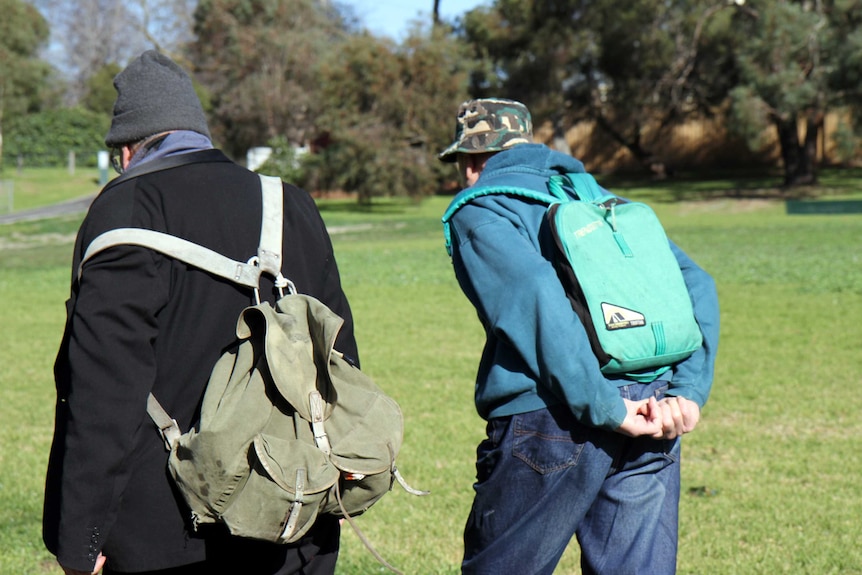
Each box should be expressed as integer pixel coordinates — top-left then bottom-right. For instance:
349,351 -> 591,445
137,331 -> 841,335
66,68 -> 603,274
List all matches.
97,150 -> 109,185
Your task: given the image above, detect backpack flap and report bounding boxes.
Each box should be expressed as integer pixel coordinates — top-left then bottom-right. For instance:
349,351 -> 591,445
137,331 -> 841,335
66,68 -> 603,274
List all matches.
235,433 -> 340,543
321,356 -> 404,516
265,295 -> 405,517
240,296 -> 341,423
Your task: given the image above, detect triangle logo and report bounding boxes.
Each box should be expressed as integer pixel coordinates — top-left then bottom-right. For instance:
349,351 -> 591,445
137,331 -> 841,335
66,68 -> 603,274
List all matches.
602,303 -> 646,330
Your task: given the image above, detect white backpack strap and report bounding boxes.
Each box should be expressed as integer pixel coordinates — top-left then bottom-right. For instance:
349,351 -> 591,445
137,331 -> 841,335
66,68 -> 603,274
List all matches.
78,174 -> 287,290
256,174 -> 284,278
147,393 -> 181,450
79,228 -> 264,288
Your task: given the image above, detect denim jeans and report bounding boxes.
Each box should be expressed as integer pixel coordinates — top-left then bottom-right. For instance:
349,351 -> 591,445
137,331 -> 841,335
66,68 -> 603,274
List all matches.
462,379 -> 681,575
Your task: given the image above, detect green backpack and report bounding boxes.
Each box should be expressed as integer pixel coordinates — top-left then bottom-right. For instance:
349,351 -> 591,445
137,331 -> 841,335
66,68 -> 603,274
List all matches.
442,171 -> 702,382
80,174 -> 425,572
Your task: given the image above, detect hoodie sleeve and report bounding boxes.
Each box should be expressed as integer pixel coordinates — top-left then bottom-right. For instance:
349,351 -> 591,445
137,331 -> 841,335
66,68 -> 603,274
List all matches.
449,201 -> 628,430
666,241 -> 720,407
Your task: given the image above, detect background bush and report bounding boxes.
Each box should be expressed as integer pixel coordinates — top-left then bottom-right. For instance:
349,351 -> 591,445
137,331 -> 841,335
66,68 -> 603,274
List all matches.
3,108 -> 110,169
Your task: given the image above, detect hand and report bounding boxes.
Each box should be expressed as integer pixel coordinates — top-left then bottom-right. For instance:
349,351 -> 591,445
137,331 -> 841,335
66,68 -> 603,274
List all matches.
61,553 -> 106,575
615,397 -> 663,437
657,396 -> 701,440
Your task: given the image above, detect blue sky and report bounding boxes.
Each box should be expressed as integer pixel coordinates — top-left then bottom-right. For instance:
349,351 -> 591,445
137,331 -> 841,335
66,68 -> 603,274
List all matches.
343,0 -> 489,40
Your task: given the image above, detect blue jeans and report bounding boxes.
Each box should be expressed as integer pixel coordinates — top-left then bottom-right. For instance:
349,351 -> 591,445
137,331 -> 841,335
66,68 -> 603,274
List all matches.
462,380 -> 681,575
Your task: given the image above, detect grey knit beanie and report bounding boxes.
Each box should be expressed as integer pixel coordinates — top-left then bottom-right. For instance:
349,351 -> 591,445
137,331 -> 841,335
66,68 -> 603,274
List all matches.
105,50 -> 211,147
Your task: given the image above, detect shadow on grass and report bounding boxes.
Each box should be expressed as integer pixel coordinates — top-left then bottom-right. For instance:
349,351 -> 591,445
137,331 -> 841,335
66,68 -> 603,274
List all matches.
598,167 -> 862,203
311,167 -> 862,211
316,197 -> 420,215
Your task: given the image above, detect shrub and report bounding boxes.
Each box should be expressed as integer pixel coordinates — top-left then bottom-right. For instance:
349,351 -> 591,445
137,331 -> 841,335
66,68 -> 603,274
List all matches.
4,107 -> 111,168
256,136 -> 306,184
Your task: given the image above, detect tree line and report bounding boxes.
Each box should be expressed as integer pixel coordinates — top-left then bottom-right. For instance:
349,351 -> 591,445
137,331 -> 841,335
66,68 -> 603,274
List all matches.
2,0 -> 861,199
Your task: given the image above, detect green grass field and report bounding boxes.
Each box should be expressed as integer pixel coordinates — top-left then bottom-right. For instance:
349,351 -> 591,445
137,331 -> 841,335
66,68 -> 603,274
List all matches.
1,168 -> 860,574
0,167 -> 103,214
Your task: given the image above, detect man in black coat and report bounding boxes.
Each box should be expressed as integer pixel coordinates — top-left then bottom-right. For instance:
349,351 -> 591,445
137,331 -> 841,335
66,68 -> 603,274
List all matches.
43,50 -> 357,575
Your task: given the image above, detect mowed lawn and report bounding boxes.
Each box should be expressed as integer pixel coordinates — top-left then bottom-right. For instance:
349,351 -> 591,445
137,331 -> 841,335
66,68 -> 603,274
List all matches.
0,169 -> 860,574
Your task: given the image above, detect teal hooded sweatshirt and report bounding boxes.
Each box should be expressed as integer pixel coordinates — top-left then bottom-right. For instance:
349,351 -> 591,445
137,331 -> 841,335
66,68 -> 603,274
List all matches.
443,144 -> 719,430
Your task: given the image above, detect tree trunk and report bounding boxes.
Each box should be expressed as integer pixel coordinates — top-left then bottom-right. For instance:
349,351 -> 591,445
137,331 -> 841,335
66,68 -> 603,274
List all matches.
776,118 -> 801,187
594,115 -> 669,178
551,117 -> 571,156
776,114 -> 819,187
798,112 -> 821,185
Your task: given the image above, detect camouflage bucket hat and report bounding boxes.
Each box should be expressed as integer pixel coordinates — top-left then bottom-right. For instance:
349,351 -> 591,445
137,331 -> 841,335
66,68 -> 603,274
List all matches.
438,98 -> 533,163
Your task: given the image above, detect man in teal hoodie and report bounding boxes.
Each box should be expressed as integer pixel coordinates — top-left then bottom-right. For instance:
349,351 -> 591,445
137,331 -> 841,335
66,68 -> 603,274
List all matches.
439,99 -> 719,575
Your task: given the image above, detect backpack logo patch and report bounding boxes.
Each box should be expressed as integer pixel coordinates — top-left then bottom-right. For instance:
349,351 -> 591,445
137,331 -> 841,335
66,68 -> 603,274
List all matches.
573,219 -> 604,238
602,303 -> 646,330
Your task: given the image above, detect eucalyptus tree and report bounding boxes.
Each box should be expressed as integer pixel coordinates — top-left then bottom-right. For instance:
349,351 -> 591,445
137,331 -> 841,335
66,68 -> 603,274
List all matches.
308,25 -> 473,202
190,0 -> 353,159
726,0 -> 862,186
192,0 -> 473,200
459,0 -> 746,175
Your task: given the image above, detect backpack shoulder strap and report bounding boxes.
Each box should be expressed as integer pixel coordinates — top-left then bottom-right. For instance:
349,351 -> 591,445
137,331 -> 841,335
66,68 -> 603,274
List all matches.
147,392 -> 182,450
80,228 -> 263,288
442,184 -> 560,224
78,174 -> 284,290
548,172 -> 616,204
255,174 -> 284,279
441,184 -> 561,256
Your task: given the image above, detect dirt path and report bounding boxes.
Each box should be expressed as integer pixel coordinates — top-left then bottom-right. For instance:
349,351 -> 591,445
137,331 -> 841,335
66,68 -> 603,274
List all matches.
0,194 -> 96,225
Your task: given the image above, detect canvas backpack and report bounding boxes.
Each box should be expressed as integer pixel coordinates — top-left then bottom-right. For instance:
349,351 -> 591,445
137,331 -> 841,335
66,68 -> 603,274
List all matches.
442,171 -> 702,382
79,174 -> 426,573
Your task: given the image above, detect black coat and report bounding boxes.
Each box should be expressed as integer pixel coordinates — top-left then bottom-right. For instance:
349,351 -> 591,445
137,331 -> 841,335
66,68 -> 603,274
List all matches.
43,150 -> 357,572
